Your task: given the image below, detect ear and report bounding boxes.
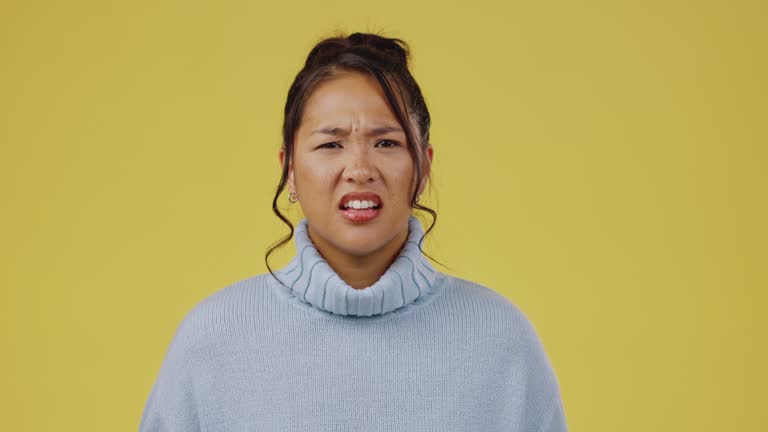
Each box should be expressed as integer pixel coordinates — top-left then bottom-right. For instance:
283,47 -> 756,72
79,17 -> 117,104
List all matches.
417,144 -> 434,196
278,148 -> 296,194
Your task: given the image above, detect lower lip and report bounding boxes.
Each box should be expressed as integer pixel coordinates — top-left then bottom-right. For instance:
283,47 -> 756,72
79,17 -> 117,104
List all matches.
339,207 -> 381,223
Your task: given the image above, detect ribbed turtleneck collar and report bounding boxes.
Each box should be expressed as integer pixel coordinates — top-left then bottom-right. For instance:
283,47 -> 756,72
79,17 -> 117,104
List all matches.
274,215 -> 438,317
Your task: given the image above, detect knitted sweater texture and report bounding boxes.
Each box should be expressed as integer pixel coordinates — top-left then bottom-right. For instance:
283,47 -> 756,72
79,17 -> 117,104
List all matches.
139,216 -> 567,431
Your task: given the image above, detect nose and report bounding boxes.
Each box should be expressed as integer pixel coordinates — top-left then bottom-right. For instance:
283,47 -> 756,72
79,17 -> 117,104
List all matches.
343,146 -> 378,184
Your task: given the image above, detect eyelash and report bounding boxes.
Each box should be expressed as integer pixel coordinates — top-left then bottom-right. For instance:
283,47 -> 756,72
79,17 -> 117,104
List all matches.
318,140 -> 401,149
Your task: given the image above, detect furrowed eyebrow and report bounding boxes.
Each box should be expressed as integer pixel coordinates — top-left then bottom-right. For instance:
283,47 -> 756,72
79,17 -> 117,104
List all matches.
310,125 -> 404,137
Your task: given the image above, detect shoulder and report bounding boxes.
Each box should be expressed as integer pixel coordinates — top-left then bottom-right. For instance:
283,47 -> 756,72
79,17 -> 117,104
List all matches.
431,275 -> 567,430
164,272 -> 279,352
435,272 -> 545,345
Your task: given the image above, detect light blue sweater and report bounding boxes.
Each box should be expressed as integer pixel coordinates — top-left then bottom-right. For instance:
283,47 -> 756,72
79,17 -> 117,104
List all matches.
139,216 -> 567,431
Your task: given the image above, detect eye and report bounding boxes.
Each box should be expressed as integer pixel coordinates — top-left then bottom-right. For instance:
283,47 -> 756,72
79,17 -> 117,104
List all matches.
316,140 -> 400,149
375,139 -> 402,148
317,142 -> 342,149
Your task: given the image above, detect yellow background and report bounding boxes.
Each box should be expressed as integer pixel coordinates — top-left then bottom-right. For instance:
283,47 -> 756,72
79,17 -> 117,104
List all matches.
2,0 -> 766,430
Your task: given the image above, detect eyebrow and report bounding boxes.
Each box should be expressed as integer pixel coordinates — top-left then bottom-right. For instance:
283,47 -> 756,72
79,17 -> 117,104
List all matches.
310,125 -> 404,137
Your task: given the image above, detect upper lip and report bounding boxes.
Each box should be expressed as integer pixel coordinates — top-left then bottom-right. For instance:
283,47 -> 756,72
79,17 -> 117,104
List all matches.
338,191 -> 383,209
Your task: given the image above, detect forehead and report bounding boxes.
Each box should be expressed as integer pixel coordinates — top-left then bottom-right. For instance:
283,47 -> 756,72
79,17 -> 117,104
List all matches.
299,72 -> 400,128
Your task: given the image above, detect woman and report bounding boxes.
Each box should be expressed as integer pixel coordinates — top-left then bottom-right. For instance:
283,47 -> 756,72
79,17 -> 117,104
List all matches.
140,32 -> 567,432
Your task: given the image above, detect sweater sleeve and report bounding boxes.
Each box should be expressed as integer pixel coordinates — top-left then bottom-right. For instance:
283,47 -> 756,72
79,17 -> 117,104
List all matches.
139,318 -> 202,432
521,318 -> 568,432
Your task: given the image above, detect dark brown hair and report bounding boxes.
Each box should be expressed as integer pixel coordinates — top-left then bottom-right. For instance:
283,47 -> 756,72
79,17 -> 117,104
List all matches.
265,31 -> 443,284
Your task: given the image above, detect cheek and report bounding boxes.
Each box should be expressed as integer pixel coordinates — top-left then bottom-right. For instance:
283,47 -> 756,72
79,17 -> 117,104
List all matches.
297,164 -> 327,183
293,158 -> 337,199
294,153 -> 415,205
383,157 -> 416,199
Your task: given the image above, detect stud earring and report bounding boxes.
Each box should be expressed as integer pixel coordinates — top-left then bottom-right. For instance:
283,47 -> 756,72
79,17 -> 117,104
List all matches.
288,192 -> 298,203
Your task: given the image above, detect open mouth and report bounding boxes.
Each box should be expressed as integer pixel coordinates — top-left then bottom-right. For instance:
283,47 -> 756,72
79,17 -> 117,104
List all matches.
339,204 -> 381,222
339,200 -> 382,210
338,192 -> 383,222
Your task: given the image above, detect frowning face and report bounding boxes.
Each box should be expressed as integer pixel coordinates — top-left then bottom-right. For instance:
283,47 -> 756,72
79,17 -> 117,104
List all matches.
280,71 -> 432,261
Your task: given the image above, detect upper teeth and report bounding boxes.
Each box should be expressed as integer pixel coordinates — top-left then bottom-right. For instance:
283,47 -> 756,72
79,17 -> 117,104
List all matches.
346,200 -> 377,209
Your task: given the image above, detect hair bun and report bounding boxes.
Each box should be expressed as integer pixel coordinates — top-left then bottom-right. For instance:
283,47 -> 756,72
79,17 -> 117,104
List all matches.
304,32 -> 410,69
348,32 -> 410,64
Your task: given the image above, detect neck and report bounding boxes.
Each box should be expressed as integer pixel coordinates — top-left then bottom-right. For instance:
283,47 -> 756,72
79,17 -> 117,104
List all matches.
307,224 -> 409,289
275,215 -> 439,317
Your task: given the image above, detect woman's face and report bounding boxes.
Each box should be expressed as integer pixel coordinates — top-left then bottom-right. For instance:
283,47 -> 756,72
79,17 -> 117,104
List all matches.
280,71 -> 432,259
